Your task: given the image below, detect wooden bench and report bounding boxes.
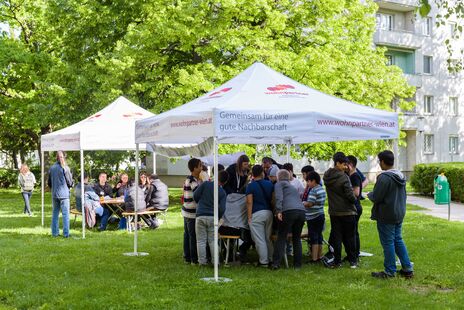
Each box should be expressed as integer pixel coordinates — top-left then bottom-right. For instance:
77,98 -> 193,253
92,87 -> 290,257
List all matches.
219,234 -> 241,264
122,210 -> 158,232
70,209 -> 82,227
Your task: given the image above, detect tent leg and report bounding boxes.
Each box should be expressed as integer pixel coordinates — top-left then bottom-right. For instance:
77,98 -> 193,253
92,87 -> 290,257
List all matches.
393,138 -> 399,170
41,151 -> 45,227
153,152 -> 157,174
124,143 -> 148,256
201,136 -> 232,283
286,141 -> 290,163
81,149 -> 85,239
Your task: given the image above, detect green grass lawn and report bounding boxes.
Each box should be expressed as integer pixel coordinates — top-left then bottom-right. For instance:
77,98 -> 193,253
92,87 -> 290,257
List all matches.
1,188 -> 463,309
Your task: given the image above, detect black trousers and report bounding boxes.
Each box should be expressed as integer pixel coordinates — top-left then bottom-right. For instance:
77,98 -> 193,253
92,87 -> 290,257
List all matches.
218,226 -> 253,261
328,215 -> 357,264
354,207 -> 363,257
273,210 -> 306,268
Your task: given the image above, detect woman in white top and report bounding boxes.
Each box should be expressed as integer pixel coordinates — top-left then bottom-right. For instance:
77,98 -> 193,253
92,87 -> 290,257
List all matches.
18,164 -> 36,216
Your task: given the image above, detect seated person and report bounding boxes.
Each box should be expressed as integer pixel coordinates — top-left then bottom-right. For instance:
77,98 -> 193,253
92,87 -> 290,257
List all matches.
74,173 -> 109,230
113,173 -> 131,197
139,172 -> 161,229
120,182 -> 147,230
194,170 -> 228,266
93,172 -> 113,198
146,174 -> 169,211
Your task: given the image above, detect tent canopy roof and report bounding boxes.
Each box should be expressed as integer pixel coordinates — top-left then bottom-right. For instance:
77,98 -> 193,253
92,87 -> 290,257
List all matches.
41,96 -> 155,151
135,62 -> 398,154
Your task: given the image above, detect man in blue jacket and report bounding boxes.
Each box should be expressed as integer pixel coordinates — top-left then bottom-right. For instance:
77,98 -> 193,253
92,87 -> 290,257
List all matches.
368,150 -> 413,279
48,151 -> 73,238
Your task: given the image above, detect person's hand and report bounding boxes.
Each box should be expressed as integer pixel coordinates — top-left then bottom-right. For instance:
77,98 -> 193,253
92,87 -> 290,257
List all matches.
277,213 -> 282,221
116,183 -> 121,189
248,217 -> 252,224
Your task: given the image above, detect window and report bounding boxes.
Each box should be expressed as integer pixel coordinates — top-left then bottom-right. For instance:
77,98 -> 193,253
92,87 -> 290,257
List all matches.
449,136 -> 459,154
376,13 -> 394,31
385,54 -> 394,66
423,17 -> 433,36
450,97 -> 459,116
423,56 -> 433,74
424,96 -> 434,114
424,134 -> 434,154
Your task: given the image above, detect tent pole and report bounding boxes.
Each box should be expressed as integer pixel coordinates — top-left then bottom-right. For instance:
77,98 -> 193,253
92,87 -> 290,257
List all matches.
213,136 -> 219,282
153,152 -> 157,174
41,150 -> 45,227
393,138 -> 399,170
286,140 -> 290,163
81,149 -> 85,239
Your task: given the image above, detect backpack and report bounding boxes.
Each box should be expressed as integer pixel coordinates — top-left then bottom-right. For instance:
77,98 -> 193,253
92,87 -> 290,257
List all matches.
22,173 -> 35,191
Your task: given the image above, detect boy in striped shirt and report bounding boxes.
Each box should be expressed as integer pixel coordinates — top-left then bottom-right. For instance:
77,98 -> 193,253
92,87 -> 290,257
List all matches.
182,158 -> 203,264
303,171 -> 326,263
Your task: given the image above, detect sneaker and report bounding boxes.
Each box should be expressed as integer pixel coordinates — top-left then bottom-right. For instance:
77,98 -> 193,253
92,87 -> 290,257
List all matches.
271,265 -> 280,270
371,271 -> 395,279
398,269 -> 414,279
324,262 -> 342,269
255,262 -> 269,268
307,259 -> 321,265
349,261 -> 358,269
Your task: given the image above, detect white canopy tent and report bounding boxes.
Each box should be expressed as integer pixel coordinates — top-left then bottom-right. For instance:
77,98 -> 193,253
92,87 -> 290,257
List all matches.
40,96 -> 155,241
135,62 -> 399,281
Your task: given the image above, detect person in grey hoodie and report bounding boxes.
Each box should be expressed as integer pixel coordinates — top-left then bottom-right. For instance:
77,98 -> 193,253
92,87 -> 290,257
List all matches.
272,169 -> 306,269
323,152 -> 357,268
368,150 -> 413,279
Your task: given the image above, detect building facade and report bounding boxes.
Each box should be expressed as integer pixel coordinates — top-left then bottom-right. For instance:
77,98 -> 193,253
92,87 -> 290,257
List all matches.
374,0 -> 464,174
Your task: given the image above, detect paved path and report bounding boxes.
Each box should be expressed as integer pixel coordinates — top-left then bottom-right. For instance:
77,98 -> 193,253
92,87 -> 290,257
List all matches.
407,195 -> 464,222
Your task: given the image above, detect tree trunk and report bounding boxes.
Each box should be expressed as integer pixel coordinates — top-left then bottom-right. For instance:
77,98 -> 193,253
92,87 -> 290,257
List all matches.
12,150 -> 18,169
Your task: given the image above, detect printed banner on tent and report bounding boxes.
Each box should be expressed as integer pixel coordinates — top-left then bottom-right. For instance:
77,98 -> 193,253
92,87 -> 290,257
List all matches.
41,133 -> 81,151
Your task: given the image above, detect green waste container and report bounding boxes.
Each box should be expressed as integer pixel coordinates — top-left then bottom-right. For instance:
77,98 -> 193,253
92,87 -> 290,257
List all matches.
434,173 -> 450,205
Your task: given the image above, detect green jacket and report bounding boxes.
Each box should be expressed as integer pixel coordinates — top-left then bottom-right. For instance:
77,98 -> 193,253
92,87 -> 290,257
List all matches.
323,168 -> 357,216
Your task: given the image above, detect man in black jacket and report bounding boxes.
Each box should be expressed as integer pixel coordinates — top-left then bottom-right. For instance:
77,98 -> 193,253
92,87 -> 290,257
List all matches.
368,150 -> 413,279
323,152 -> 357,268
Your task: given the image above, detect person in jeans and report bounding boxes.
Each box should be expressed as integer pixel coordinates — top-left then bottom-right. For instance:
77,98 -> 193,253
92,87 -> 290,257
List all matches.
368,150 -> 413,279
272,169 -> 306,269
18,164 -> 36,216
304,171 -> 326,263
182,158 -> 203,264
48,151 -> 73,238
246,165 -> 274,267
194,170 -> 228,266
347,155 -> 363,260
323,152 -> 357,268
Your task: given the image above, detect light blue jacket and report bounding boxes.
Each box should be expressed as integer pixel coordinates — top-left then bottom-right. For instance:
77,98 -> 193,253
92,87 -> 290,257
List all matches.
47,162 -> 73,199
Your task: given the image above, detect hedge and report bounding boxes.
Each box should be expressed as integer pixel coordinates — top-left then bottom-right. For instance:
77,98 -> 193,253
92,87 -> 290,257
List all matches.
0,167 -> 41,189
410,162 -> 464,202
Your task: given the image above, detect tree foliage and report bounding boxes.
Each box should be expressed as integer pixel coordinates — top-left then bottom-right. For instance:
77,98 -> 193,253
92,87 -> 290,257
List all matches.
0,0 -> 415,166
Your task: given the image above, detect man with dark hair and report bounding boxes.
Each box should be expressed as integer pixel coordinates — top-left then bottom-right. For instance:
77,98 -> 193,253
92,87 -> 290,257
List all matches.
369,150 -> 413,279
182,158 -> 203,264
322,152 -> 357,268
347,155 -> 362,261
194,170 -> 228,266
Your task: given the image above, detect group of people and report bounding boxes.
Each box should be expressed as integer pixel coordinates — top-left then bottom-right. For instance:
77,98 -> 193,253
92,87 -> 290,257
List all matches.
182,150 -> 414,278
46,151 -> 169,236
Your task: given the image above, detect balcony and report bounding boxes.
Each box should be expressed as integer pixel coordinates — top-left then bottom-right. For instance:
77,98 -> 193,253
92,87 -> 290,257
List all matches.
401,114 -> 423,131
405,74 -> 422,88
374,28 -> 424,49
374,0 -> 418,12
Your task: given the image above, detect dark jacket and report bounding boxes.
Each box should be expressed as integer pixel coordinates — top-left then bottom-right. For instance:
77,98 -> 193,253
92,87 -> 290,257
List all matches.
223,164 -> 248,195
93,183 -> 113,197
146,179 -> 169,210
323,168 -> 357,216
368,170 -> 407,224
194,181 -> 226,218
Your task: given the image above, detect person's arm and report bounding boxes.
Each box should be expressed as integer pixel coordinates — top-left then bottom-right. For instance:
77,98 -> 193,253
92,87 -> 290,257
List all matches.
18,174 -> 24,188
304,188 -> 316,208
193,181 -> 204,203
219,190 -> 226,218
274,183 -> 284,215
246,194 -> 253,224
47,171 -> 52,188
352,186 -> 360,198
367,175 -> 388,203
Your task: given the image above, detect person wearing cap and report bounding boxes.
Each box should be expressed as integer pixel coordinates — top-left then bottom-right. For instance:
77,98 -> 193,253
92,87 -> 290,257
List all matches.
322,152 -> 357,268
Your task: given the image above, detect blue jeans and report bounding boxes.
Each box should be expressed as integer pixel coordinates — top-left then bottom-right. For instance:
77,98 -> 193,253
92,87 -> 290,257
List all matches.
183,217 -> 198,263
99,208 -> 111,230
21,191 -> 32,215
51,198 -> 70,237
377,222 -> 413,275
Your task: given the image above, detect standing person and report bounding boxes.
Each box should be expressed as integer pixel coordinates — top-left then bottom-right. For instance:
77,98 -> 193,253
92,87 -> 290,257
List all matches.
322,152 -> 357,268
194,170 -> 228,266
18,164 -> 36,216
368,150 -> 413,279
282,163 -> 305,196
224,155 -> 250,195
304,171 -> 326,263
347,155 -> 363,260
262,157 -> 280,183
182,158 -> 203,264
246,165 -> 274,267
48,151 -> 73,238
272,169 -> 306,270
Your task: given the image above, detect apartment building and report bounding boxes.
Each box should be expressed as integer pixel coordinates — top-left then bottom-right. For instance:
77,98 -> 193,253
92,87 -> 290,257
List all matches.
374,0 -> 464,174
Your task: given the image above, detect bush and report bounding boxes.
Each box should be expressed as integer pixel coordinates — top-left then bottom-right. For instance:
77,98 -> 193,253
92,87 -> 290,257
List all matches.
410,162 -> 464,202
